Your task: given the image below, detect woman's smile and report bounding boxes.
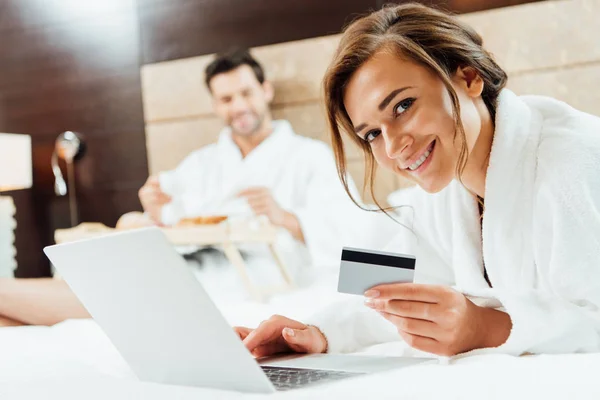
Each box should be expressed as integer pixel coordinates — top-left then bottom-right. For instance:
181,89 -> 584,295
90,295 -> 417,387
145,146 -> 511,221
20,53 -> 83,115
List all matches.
403,140 -> 435,175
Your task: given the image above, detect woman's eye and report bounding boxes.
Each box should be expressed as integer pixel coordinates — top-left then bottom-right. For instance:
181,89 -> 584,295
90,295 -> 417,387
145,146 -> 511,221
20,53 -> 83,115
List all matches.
394,98 -> 415,115
364,129 -> 381,143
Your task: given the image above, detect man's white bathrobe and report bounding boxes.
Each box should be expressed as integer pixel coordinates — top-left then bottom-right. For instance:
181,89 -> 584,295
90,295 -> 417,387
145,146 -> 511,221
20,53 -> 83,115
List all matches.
309,89 -> 600,356
158,120 -> 362,270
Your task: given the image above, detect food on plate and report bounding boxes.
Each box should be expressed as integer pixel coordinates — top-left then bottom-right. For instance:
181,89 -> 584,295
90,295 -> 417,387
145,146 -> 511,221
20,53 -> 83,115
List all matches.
177,215 -> 228,226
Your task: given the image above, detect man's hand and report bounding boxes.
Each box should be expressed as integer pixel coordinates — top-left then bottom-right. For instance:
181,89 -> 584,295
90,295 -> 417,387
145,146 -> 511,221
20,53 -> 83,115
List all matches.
138,176 -> 171,225
234,315 -> 327,358
364,283 -> 512,356
238,187 -> 305,242
238,187 -> 286,226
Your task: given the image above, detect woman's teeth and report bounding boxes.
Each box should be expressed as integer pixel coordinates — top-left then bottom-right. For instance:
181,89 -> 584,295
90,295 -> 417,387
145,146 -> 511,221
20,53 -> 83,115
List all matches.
409,148 -> 431,171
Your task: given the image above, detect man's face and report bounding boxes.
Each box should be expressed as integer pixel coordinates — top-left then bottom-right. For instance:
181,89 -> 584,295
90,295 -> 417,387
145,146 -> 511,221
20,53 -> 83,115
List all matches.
209,65 -> 274,136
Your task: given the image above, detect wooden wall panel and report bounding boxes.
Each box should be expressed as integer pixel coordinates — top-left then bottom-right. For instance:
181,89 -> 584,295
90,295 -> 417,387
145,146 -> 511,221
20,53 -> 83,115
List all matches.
0,0 -> 147,276
461,0 -> 600,75
137,0 -> 376,64
145,118 -> 223,175
508,64 -> 600,116
141,35 -> 344,122
377,0 -> 545,13
141,57 -> 214,122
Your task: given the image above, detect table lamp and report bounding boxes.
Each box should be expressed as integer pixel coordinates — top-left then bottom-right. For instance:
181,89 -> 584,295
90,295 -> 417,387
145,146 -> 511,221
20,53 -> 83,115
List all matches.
0,133 -> 33,277
51,131 -> 84,227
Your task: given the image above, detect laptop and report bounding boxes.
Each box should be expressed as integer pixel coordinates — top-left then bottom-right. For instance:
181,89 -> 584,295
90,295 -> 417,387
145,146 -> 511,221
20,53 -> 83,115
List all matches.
44,228 -> 435,393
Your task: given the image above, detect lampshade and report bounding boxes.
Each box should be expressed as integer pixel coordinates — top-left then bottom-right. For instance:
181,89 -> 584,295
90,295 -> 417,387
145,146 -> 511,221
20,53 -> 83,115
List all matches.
0,133 -> 32,192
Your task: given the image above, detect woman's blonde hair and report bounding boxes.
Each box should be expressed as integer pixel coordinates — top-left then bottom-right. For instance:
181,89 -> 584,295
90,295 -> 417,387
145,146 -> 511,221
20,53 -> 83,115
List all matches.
324,3 -> 507,210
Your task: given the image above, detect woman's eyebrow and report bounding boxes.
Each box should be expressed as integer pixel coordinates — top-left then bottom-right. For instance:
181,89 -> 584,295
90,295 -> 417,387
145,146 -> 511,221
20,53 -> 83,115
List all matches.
378,86 -> 412,111
354,123 -> 367,134
353,86 -> 413,133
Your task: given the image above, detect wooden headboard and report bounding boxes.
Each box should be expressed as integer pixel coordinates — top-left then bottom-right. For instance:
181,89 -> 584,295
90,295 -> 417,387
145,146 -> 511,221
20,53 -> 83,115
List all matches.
140,0 -> 599,203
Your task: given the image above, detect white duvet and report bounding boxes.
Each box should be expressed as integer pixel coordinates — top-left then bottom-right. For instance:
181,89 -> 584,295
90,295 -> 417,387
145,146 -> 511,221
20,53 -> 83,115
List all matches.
1,270 -> 599,399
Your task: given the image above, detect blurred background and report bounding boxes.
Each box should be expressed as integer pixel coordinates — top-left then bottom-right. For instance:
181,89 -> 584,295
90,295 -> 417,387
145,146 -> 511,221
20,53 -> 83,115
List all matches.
2,0 -> 597,278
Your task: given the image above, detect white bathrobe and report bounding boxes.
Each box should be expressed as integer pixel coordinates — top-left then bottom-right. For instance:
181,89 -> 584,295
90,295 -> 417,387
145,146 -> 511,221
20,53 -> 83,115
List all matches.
308,89 -> 600,356
158,120 -> 362,269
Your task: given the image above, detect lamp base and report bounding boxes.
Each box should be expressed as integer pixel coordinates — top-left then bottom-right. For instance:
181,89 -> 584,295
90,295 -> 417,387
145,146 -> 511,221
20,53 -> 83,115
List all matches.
0,195 -> 17,277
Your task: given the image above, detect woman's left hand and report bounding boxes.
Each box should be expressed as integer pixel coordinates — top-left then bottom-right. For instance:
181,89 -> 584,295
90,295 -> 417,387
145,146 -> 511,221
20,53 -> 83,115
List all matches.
364,283 -> 512,356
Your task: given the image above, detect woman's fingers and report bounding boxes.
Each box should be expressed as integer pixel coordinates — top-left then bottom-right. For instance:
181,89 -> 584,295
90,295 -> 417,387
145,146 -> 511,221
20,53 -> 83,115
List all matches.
251,342 -> 291,358
396,330 -> 441,355
243,322 -> 283,352
366,283 -> 447,303
248,327 -> 324,358
239,316 -> 327,358
365,299 -> 438,321
379,312 -> 439,338
282,326 -> 327,354
242,315 -> 308,355
234,326 -> 253,341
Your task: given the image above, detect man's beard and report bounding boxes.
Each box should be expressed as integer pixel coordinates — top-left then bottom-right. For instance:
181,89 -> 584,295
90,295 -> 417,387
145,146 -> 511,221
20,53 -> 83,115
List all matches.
229,110 -> 266,137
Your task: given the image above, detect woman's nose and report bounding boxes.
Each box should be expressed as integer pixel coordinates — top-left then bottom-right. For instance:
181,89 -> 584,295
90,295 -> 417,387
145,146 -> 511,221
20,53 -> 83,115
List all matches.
382,124 -> 412,159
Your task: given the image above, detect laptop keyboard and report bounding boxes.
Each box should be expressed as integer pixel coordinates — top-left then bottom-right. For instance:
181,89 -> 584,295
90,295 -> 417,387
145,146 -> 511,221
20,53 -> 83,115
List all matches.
261,366 -> 364,391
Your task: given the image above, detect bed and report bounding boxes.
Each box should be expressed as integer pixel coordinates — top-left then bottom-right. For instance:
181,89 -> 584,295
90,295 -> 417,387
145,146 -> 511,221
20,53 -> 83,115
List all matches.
1,274 -> 600,399
1,252 -> 599,398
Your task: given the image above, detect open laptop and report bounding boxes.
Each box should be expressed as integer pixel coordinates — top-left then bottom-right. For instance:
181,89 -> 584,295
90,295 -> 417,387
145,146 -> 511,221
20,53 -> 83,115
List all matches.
44,228 -> 435,393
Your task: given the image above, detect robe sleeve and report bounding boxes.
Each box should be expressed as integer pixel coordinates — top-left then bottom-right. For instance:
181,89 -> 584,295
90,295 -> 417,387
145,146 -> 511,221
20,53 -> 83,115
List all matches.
305,297 -> 402,354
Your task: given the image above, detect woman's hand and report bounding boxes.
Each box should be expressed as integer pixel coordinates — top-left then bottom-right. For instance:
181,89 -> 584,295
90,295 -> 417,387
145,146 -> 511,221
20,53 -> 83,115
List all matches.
364,283 -> 512,356
234,315 -> 328,358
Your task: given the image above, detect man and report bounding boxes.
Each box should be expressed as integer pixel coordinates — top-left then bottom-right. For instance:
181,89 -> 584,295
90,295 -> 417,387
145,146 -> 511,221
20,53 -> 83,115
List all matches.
122,49 -> 361,270
0,49 -> 363,326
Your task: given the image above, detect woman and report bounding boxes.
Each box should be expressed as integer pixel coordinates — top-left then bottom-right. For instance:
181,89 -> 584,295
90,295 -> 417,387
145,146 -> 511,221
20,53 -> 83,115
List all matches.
235,3 -> 600,357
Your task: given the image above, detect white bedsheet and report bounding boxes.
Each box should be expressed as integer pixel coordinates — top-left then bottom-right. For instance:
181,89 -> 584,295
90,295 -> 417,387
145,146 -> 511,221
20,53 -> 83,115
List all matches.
1,270 -> 600,399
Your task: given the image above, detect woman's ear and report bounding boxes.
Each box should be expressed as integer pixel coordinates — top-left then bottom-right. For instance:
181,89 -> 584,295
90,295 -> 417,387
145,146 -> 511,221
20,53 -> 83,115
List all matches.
454,66 -> 484,98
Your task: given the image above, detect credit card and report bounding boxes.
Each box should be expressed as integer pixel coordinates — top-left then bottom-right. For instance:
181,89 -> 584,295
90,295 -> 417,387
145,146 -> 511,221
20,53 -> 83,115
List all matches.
337,247 -> 415,295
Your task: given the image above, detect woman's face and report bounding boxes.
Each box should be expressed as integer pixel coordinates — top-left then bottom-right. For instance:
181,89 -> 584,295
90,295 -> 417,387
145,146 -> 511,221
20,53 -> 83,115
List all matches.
343,50 -> 484,193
